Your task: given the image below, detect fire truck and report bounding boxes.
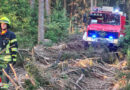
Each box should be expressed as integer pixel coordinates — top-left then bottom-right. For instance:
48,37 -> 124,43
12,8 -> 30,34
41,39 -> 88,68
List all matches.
83,6 -> 126,48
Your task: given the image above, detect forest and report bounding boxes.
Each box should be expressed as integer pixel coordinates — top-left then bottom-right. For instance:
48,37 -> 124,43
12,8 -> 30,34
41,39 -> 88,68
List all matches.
0,0 -> 130,90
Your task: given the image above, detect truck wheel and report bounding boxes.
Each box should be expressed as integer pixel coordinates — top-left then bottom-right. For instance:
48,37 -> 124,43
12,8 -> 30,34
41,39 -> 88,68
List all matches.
84,41 -> 89,49
108,44 -> 118,52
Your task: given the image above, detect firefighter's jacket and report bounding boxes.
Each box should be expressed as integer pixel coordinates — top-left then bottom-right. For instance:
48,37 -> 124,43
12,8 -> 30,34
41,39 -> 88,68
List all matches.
0,30 -> 18,64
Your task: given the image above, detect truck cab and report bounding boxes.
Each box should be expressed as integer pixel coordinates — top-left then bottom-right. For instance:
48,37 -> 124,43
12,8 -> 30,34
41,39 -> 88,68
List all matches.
83,6 -> 126,46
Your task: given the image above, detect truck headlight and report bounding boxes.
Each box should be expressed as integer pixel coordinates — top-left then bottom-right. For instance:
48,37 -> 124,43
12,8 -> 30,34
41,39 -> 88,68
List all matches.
109,36 -> 113,40
92,34 -> 96,38
119,34 -> 124,38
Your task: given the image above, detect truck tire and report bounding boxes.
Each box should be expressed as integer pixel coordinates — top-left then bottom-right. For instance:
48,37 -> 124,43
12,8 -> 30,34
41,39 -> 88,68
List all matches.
108,44 -> 118,52
84,41 -> 89,49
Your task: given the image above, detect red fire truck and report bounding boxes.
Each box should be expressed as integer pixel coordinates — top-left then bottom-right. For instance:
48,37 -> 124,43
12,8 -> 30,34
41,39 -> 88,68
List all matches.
83,6 -> 126,48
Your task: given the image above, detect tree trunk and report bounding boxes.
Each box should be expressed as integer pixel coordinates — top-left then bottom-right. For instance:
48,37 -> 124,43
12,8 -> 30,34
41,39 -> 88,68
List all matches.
95,0 -> 97,7
30,0 -> 35,9
64,0 -> 66,10
38,0 -> 44,44
91,0 -> 93,11
46,0 -> 50,17
126,0 -> 130,19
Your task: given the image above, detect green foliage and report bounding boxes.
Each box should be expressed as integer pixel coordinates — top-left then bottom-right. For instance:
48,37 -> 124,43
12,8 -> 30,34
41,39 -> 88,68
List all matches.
125,24 -> 130,42
43,41 -> 53,47
124,84 -> 130,90
117,72 -> 130,85
16,53 -> 24,67
127,48 -> 130,67
0,0 -> 38,48
45,3 -> 69,43
120,21 -> 130,52
25,62 -> 50,86
120,21 -> 130,66
24,80 -> 37,90
61,51 -> 81,60
118,72 -> 130,90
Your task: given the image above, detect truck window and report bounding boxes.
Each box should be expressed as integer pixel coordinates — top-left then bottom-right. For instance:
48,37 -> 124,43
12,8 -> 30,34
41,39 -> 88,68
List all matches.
91,19 -> 98,24
89,13 -> 120,25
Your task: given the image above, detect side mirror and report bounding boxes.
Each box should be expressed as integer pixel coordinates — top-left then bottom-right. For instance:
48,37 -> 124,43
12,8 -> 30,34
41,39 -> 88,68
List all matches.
126,21 -> 128,25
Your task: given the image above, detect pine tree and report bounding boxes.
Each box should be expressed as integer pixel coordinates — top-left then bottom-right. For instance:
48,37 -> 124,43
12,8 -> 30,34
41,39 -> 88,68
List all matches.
38,0 -> 44,44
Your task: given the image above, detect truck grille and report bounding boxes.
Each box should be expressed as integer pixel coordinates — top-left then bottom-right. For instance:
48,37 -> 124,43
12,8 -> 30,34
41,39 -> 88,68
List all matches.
88,30 -> 119,39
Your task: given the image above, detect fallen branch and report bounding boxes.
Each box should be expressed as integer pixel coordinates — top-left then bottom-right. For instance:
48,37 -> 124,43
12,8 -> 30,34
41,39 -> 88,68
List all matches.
76,74 -> 84,84
61,68 -> 81,75
0,45 -> 15,54
9,64 -> 25,90
18,49 -> 30,52
91,72 -> 108,80
9,64 -> 18,81
25,74 -> 36,86
2,69 -> 20,90
70,80 -> 84,90
94,63 -> 116,75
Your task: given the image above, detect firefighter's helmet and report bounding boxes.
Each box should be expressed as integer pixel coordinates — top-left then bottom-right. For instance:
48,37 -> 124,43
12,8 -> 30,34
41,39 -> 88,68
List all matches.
0,17 -> 11,25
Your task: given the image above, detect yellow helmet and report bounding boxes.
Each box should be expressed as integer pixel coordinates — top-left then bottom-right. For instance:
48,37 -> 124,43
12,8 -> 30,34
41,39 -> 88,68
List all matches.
0,17 -> 11,25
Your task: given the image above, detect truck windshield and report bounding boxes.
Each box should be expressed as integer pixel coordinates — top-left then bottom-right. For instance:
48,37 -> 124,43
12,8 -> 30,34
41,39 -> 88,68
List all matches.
89,13 -> 120,25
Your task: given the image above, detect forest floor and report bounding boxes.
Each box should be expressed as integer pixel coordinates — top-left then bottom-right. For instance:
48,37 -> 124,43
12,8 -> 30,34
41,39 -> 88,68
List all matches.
8,34 -> 129,90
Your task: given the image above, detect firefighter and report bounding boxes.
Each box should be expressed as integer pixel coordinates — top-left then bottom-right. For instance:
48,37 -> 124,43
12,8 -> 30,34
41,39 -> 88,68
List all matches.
83,13 -> 87,24
0,17 -> 18,88
82,13 -> 87,32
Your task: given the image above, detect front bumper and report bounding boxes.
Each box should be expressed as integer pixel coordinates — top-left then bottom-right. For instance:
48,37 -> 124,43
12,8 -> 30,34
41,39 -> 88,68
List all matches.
83,33 -> 118,44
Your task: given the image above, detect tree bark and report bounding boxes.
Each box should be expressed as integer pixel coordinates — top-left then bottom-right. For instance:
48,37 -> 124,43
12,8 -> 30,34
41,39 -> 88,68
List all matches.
46,0 -> 51,17
95,0 -> 97,7
30,0 -> 35,9
126,0 -> 130,19
38,0 -> 44,44
91,0 -> 93,11
64,0 -> 66,10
